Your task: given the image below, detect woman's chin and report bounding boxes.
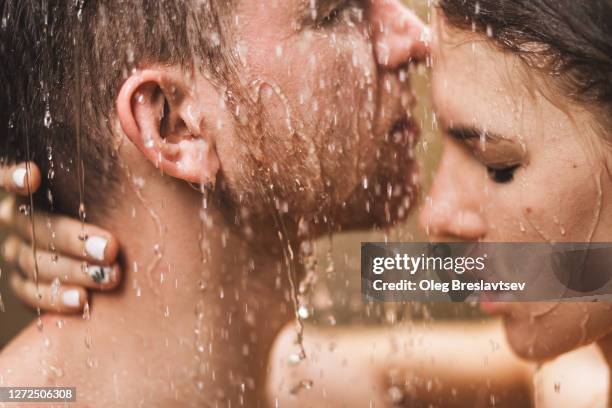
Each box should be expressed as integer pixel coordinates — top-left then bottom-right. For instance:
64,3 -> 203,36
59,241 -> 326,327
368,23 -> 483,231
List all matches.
479,300 -> 511,315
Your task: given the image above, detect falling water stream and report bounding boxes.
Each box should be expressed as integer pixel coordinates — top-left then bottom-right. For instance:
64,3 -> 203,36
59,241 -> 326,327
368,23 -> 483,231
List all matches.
246,78 -> 311,363
24,116 -> 43,329
0,268 -> 4,313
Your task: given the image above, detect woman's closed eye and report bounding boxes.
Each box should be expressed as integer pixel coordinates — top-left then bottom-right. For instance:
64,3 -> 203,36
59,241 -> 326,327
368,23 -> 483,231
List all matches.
486,164 -> 520,184
445,126 -> 526,185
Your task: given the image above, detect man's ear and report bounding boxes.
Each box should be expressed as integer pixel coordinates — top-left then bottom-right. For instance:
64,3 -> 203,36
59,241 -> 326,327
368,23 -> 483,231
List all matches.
116,69 -> 220,186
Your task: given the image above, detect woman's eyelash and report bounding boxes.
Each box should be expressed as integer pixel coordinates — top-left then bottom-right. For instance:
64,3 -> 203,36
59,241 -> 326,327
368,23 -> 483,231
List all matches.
487,164 -> 520,184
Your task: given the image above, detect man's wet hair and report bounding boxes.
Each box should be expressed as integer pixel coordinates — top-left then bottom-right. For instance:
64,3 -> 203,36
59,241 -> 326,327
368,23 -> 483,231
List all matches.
439,0 -> 612,130
0,1 -> 236,218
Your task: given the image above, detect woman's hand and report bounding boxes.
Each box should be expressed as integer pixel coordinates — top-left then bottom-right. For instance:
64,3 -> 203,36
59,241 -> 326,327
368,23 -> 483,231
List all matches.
0,162 -> 121,314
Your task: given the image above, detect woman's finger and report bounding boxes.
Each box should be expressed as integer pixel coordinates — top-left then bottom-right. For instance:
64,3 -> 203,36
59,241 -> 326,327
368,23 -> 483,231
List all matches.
3,235 -> 121,290
9,272 -> 88,314
0,162 -> 41,196
0,197 -> 119,265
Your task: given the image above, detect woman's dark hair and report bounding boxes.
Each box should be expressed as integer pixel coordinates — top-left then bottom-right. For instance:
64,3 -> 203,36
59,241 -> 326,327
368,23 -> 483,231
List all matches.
438,0 -> 612,126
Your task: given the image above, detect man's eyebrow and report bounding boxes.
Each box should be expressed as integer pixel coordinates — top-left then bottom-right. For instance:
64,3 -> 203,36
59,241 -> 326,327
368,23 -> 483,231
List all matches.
446,126 -> 508,143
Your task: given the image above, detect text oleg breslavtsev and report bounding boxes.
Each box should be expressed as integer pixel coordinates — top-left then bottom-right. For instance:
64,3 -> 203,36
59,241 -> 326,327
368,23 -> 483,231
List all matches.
371,279 -> 526,293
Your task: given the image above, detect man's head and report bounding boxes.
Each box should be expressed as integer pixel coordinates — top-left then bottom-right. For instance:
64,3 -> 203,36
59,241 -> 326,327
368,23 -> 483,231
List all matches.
0,0 -> 235,218
1,0 -> 426,239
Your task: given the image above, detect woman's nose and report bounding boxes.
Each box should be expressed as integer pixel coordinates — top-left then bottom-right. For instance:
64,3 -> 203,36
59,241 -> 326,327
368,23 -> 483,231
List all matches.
419,140 -> 488,240
368,0 -> 429,68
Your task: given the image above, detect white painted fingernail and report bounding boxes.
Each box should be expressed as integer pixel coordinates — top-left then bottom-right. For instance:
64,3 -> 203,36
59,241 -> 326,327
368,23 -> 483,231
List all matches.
88,265 -> 112,284
85,236 -> 108,261
61,290 -> 81,308
12,167 -> 27,189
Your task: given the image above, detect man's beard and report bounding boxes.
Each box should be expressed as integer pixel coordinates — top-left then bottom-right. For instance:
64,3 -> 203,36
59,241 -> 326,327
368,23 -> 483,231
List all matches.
332,116 -> 420,232
209,80 -> 420,240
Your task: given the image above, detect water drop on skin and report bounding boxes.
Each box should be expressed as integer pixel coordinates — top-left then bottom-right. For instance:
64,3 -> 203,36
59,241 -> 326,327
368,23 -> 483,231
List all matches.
86,357 -> 98,369
82,302 -> 90,320
289,379 -> 313,395
43,110 -> 52,128
50,278 -> 61,303
49,365 -> 64,379
297,305 -> 309,320
387,386 -> 404,404
18,204 -> 30,216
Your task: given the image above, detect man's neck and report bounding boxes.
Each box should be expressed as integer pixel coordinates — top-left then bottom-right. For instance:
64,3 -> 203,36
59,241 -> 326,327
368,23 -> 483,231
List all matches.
91,179 -> 298,406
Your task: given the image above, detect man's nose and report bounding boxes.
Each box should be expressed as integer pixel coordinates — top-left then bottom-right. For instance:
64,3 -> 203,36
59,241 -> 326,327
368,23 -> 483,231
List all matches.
368,0 -> 429,68
419,140 -> 488,241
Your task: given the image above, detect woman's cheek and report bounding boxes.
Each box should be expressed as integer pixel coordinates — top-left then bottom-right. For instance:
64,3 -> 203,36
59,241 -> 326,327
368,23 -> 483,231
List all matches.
512,164 -> 600,242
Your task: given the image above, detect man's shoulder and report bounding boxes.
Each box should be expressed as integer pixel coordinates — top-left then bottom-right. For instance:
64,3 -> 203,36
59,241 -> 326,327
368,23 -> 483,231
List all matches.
0,315 -> 86,387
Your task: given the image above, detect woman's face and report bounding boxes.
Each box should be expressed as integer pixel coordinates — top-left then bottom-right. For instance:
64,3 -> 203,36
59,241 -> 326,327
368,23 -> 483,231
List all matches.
422,11 -> 612,360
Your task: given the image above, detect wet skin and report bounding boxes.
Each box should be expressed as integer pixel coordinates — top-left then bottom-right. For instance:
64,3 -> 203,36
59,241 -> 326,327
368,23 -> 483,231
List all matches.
0,1 -> 426,407
213,0 -> 422,238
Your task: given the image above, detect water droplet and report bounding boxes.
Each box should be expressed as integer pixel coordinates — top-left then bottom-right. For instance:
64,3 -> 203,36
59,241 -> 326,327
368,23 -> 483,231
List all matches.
287,353 -> 303,366
297,305 -> 310,320
18,204 -> 30,216
387,386 -> 404,404
86,356 -> 98,369
50,278 -> 61,302
82,302 -> 90,320
43,110 -> 52,128
290,379 -> 313,395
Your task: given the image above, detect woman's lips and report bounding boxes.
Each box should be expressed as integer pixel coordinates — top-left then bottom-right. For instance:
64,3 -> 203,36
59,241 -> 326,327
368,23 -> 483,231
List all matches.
479,300 -> 511,315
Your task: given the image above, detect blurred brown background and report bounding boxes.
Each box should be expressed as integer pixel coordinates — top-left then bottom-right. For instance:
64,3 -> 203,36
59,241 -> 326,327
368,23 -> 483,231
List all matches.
0,0 -> 440,349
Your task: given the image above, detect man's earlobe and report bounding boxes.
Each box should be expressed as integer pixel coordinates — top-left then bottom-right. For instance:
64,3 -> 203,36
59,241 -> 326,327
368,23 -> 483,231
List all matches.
116,69 -> 220,186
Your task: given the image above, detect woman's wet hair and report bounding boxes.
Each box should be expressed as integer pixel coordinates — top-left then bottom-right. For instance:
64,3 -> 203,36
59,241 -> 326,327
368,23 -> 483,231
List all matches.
438,0 -> 612,128
0,1 -> 236,218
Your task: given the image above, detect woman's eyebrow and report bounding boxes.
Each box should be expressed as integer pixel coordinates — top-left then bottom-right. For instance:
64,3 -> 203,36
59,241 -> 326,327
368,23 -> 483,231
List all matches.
446,126 -> 509,143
